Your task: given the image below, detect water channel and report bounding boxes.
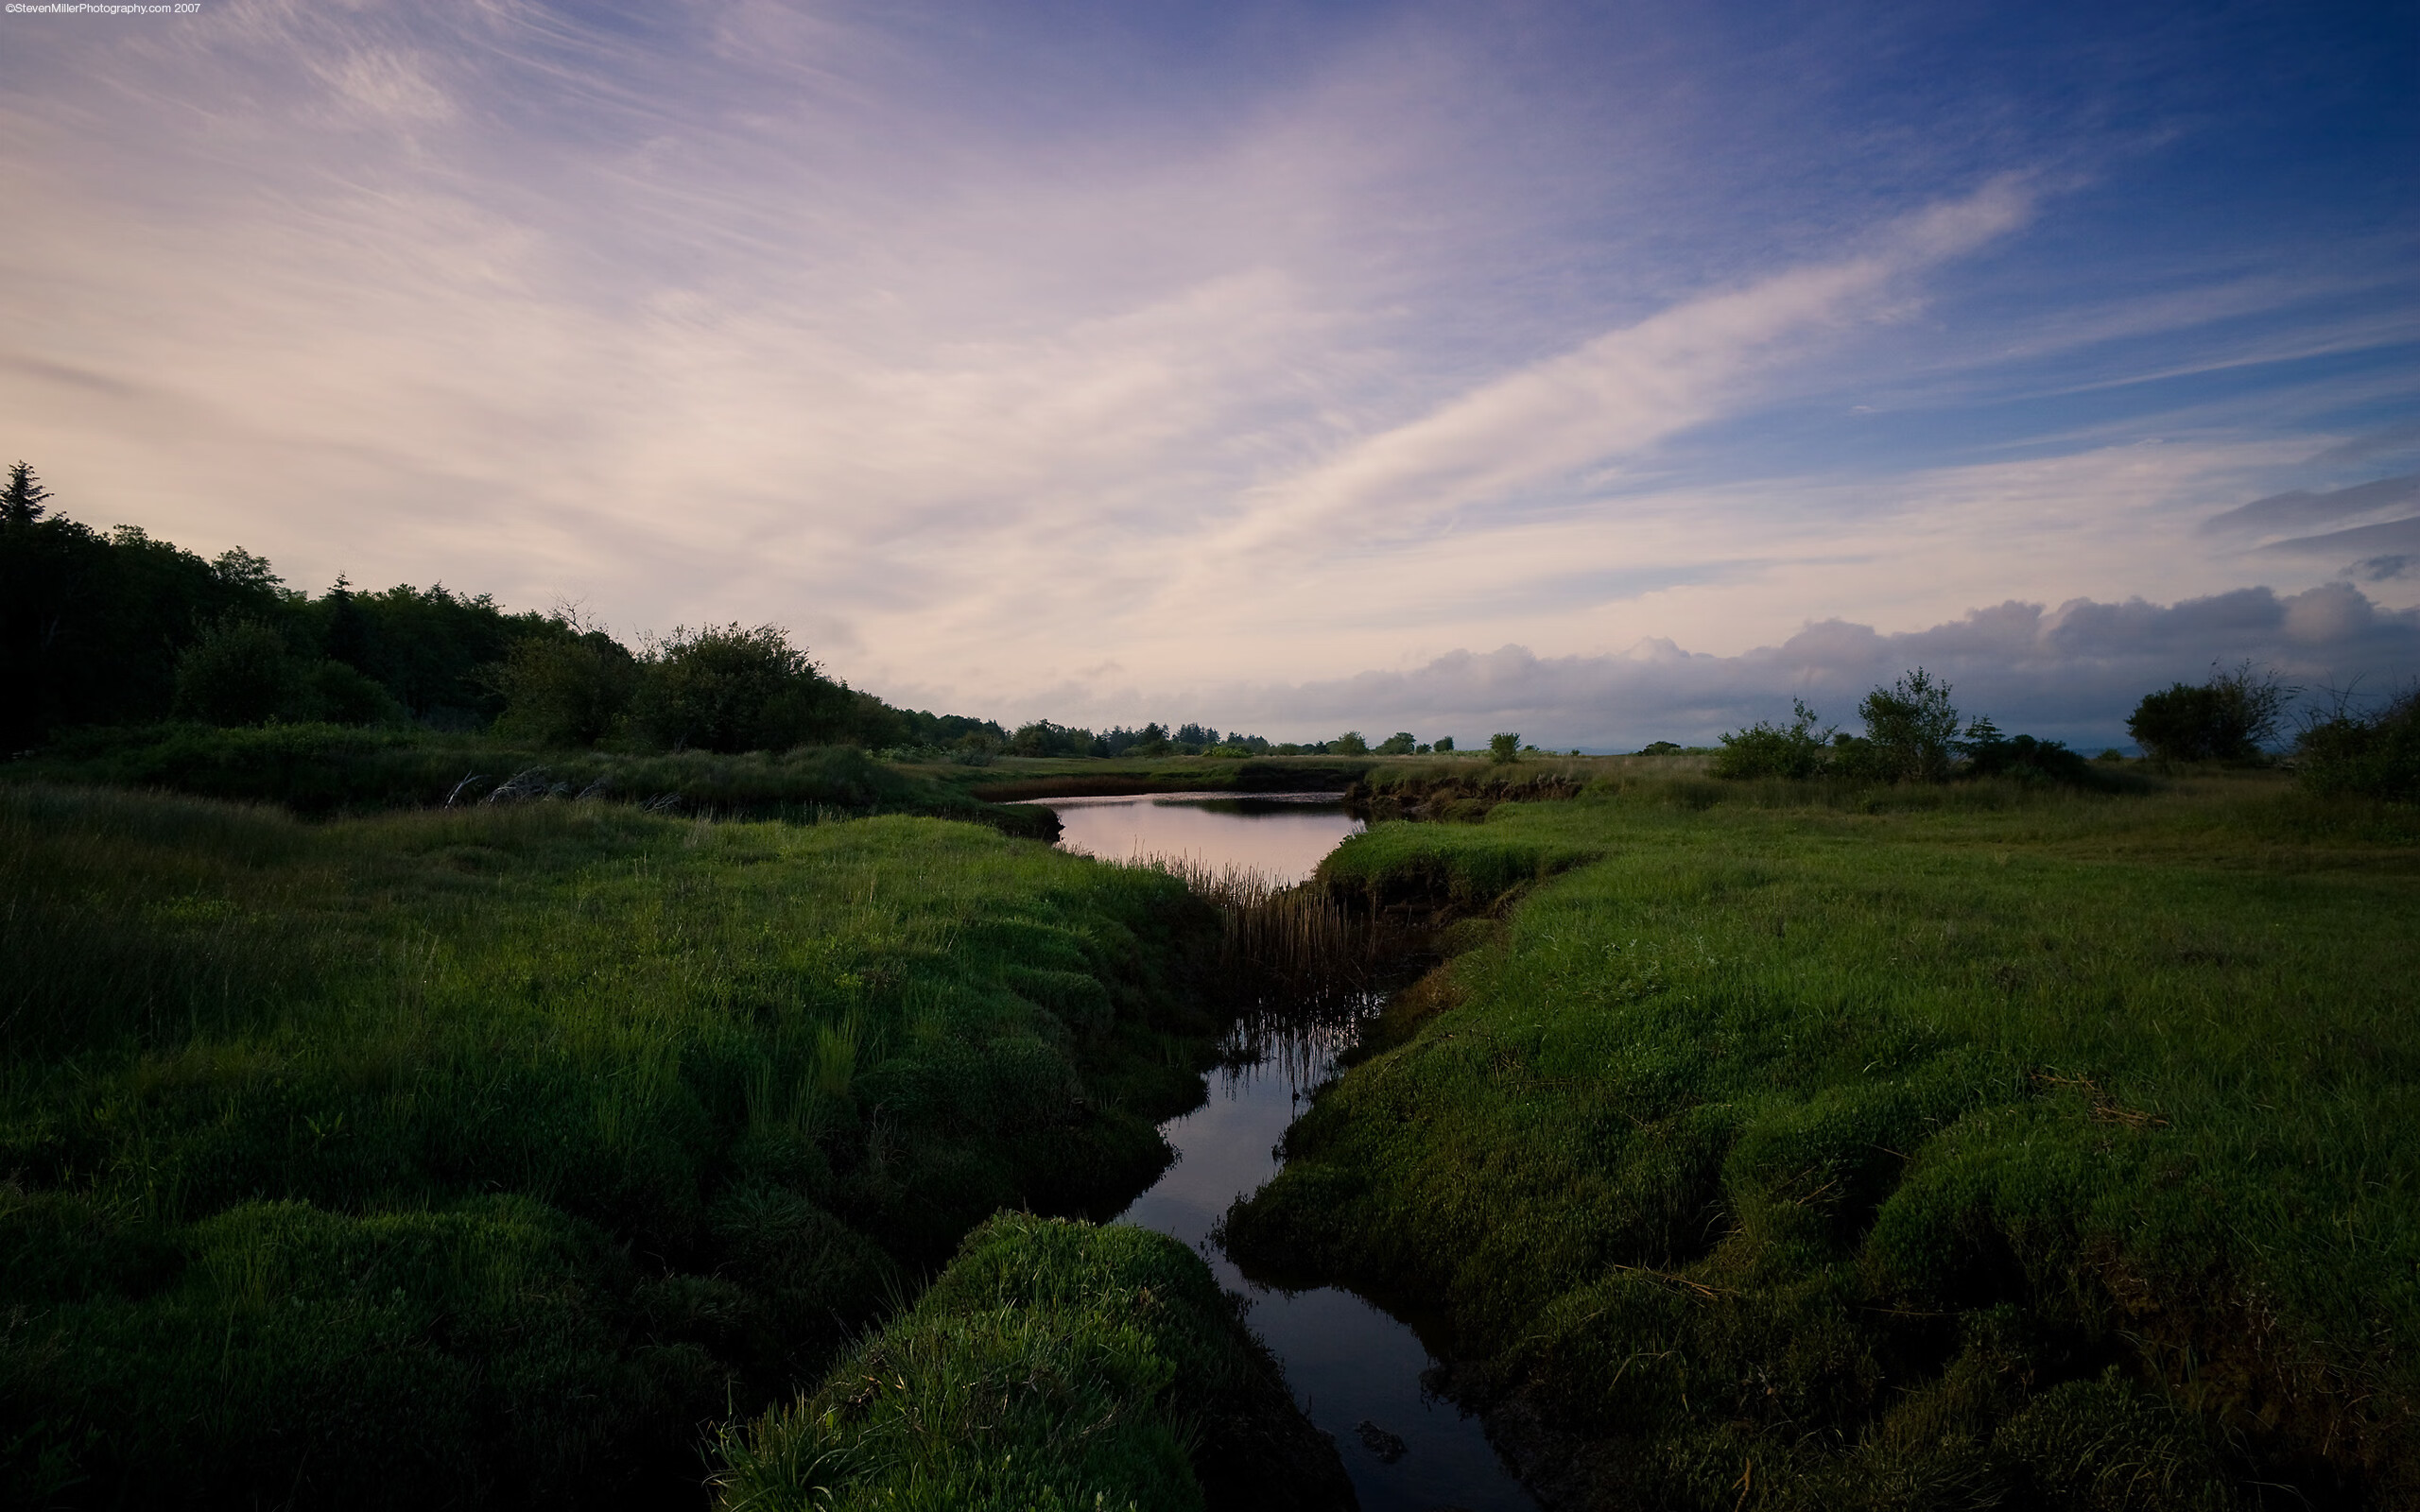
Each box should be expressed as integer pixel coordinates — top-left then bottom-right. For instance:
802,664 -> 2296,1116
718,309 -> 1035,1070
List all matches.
1029,792 -> 1539,1512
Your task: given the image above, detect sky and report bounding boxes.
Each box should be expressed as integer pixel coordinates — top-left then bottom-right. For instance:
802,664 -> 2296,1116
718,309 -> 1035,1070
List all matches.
4,0 -> 2416,749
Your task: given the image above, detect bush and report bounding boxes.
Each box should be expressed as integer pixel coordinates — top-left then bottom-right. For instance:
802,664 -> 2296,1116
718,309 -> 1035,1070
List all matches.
1711,699 -> 1831,779
492,631 -> 639,747
1434,736 -> 1455,753
633,624 -> 842,753
1859,667 -> 1961,782
1374,731 -> 1416,756
172,620 -> 302,726
2128,662 -> 2288,763
1489,731 -> 1521,765
2295,686 -> 2420,800
1333,730 -> 1371,755
298,660 -> 407,728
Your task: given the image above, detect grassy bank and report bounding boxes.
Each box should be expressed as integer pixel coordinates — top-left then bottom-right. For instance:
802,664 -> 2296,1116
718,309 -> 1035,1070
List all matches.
0,785 -> 1225,1506
1224,770 -> 2420,1506
716,1213 -> 1353,1511
5,723 -> 1056,836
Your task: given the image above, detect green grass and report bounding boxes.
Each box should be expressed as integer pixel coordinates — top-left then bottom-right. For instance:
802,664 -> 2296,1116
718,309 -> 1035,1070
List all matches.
714,1213 -> 1351,1512
1223,770 -> 2420,1507
0,785 -> 1225,1507
5,722 -> 1054,834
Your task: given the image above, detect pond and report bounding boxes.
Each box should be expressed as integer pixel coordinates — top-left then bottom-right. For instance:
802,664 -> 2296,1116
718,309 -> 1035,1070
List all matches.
1023,791 -> 1538,1512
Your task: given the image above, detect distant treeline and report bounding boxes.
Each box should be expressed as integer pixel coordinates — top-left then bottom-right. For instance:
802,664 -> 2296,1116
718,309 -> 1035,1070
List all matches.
0,467 -> 1015,754
0,465 -> 1449,762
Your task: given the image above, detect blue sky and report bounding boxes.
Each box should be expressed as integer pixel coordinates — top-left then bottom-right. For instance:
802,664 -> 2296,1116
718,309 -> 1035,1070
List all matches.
3,0 -> 2414,747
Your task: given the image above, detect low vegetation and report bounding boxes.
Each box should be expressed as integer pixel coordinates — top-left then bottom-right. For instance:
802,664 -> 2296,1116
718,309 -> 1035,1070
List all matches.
3,722 -> 1054,834
1224,768 -> 2420,1507
713,1213 -> 1352,1511
0,785 -> 1230,1506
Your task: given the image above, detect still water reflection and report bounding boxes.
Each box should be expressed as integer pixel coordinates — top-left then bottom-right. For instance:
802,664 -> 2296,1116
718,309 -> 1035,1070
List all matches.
1040,791 -> 1364,885
1024,791 -> 1538,1512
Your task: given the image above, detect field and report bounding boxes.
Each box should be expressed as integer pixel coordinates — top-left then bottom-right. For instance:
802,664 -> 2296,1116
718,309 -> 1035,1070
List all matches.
0,784 -> 1237,1506
1227,765 -> 2420,1507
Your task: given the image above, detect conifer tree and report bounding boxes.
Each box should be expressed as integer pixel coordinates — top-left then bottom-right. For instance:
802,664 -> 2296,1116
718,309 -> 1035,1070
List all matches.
1,460 -> 51,526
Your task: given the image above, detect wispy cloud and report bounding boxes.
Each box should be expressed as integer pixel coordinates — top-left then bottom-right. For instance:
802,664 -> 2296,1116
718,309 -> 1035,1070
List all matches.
0,2 -> 2412,731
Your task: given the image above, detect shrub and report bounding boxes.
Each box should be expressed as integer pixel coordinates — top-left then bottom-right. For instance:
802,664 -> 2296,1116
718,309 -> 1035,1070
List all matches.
492,630 -> 638,747
633,624 -> 842,753
1434,735 -> 1455,753
1859,667 -> 1961,782
1374,731 -> 1416,756
2295,685 -> 2420,800
1489,732 -> 1520,765
2128,662 -> 2289,762
1711,699 -> 1831,780
172,619 -> 302,726
1333,730 -> 1371,755
298,660 -> 407,727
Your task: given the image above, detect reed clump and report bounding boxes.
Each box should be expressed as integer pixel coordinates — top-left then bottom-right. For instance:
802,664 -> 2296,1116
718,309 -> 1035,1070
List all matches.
1119,853 -> 1384,1016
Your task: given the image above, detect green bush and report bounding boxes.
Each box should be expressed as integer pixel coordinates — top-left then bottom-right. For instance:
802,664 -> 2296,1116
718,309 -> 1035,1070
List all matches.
171,619 -> 302,726
635,624 -> 845,753
1709,698 -> 1831,779
1488,731 -> 1521,765
2127,662 -> 2288,763
492,630 -> 640,747
1332,730 -> 1371,755
2294,685 -> 2420,800
1858,666 -> 1961,782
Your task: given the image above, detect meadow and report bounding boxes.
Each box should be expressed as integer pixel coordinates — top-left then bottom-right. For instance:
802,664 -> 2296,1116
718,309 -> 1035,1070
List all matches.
0,784 -> 1245,1506
1224,765 -> 2420,1507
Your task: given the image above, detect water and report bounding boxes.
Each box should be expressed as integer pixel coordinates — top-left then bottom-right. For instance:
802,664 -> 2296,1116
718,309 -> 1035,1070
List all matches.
1042,790 -> 1366,883
1027,791 -> 1538,1512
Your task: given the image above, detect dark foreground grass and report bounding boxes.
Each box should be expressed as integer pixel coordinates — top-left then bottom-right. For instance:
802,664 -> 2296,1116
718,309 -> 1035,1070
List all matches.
0,785 -> 1225,1507
715,1213 -> 1353,1511
6,722 -> 1055,835
1225,771 -> 2420,1507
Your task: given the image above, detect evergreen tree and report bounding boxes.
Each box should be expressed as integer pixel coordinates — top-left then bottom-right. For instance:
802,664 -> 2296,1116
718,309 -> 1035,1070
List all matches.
2,461 -> 51,526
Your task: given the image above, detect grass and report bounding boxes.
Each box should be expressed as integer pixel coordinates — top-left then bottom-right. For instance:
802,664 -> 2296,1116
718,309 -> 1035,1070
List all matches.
0,784 -> 1227,1507
713,1212 -> 1352,1512
1222,767 -> 2420,1507
5,722 -> 1055,835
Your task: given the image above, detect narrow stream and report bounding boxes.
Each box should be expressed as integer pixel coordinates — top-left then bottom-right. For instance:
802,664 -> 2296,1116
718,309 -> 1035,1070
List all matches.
1029,792 -> 1538,1512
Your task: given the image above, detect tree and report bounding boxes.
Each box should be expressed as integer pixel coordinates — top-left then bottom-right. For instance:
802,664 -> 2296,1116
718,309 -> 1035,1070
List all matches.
1710,699 -> 1834,780
2292,683 -> 2419,799
1333,730 -> 1371,755
493,628 -> 640,747
172,619 -> 301,726
633,624 -> 842,753
1433,736 -> 1455,753
2128,662 -> 2290,763
1488,731 -> 1520,765
2,461 -> 52,526
1374,731 -> 1416,755
1859,668 -> 1961,782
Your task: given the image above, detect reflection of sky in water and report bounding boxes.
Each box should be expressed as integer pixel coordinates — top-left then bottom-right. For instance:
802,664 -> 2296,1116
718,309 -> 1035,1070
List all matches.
1118,1040 -> 1536,1512
1055,793 -> 1535,1511
1034,792 -> 1363,885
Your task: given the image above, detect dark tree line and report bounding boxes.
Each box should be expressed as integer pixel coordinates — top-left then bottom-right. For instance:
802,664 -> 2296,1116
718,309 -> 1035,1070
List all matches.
0,467 -> 960,754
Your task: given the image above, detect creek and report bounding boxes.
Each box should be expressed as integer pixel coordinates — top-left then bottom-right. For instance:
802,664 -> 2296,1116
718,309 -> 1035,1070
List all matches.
1028,792 -> 1538,1512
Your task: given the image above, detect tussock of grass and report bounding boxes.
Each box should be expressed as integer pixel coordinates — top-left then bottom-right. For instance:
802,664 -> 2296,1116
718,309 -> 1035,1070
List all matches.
0,784 -> 1222,1505
714,1213 -> 1352,1512
1223,771 -> 2419,1506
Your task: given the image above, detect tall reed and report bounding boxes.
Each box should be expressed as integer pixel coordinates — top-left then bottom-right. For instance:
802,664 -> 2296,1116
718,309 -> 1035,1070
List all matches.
1120,853 -> 1385,1019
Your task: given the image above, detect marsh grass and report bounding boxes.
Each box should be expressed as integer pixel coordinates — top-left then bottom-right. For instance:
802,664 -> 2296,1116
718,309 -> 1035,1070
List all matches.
712,1211 -> 1352,1512
1225,769 -> 2420,1507
0,783 -> 1227,1507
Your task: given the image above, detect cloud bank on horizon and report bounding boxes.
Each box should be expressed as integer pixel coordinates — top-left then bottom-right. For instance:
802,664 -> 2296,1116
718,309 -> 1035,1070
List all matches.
1,0 -> 2414,747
